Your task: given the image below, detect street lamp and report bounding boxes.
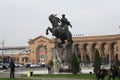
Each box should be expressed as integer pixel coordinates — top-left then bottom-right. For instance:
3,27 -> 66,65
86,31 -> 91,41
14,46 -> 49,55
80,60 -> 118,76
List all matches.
1,40 -> 4,63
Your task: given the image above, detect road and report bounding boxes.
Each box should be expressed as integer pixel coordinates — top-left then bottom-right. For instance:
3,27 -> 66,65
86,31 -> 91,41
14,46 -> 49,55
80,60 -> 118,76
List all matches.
0,72 -> 91,80
0,67 -> 48,78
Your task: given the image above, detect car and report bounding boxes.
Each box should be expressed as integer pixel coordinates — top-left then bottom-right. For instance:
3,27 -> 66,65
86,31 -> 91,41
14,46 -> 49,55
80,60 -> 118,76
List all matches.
41,63 -> 47,67
0,63 -> 8,70
18,64 -> 23,67
15,63 -> 23,68
30,63 -> 37,68
25,63 -> 31,68
36,64 -> 41,67
25,62 -> 35,68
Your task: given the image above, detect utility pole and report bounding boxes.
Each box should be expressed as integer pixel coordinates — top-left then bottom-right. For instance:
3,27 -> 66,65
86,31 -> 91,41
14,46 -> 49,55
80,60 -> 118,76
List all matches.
1,40 -> 4,63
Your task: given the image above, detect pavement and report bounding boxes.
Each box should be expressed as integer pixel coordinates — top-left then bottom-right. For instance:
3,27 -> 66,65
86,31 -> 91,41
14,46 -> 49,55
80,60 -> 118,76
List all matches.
0,72 -> 94,80
0,69 -> 94,80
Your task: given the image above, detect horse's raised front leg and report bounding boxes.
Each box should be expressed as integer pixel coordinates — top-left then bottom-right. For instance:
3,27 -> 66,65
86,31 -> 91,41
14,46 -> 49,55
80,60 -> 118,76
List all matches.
46,28 -> 49,35
46,27 -> 52,35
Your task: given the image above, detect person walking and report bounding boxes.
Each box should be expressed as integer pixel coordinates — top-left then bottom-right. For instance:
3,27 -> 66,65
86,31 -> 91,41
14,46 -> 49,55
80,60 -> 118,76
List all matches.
108,65 -> 118,80
9,59 -> 15,78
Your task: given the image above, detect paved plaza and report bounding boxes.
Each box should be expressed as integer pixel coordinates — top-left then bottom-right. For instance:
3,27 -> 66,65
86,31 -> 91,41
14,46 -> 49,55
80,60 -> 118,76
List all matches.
0,68 -> 93,80
0,72 -> 93,80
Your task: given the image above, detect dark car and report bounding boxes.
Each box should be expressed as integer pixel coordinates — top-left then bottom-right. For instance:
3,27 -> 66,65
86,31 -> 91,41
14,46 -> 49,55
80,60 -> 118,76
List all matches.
25,63 -> 31,68
0,63 -> 8,70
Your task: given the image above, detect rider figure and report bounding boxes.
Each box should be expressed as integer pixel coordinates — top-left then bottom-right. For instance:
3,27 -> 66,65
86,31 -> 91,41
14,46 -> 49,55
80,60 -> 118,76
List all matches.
60,14 -> 72,31
60,14 -> 73,48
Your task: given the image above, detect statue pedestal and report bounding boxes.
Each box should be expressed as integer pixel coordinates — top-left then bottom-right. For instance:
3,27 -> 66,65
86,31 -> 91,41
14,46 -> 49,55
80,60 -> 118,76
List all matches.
51,47 -> 72,73
65,49 -> 72,69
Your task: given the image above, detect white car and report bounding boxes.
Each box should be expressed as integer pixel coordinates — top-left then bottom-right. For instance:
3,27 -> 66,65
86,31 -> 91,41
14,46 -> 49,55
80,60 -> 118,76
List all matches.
30,63 -> 36,68
15,63 -> 23,68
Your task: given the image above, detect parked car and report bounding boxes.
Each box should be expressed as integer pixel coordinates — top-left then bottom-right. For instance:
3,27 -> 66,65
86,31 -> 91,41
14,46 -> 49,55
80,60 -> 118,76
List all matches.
25,63 -> 31,68
0,63 -> 8,70
36,64 -> 41,67
25,62 -> 36,68
15,63 -> 23,68
41,63 -> 47,67
30,63 -> 37,68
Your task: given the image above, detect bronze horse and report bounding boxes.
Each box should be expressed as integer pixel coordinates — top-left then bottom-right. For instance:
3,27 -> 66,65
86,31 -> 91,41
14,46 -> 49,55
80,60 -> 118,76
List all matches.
46,14 -> 73,49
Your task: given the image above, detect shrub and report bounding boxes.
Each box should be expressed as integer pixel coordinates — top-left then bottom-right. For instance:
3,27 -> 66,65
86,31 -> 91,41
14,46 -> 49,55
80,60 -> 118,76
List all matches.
71,52 -> 80,75
93,49 -> 102,73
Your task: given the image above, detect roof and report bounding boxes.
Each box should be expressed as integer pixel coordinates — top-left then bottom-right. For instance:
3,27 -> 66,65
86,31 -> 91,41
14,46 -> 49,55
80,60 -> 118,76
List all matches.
28,35 -> 54,44
0,46 -> 28,50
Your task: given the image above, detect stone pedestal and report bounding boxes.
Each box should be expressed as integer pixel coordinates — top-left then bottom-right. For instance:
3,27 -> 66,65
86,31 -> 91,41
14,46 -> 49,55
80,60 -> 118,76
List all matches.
51,47 -> 72,73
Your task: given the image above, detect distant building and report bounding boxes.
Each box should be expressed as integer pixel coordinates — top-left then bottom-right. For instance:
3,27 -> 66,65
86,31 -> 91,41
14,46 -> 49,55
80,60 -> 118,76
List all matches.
0,46 -> 29,64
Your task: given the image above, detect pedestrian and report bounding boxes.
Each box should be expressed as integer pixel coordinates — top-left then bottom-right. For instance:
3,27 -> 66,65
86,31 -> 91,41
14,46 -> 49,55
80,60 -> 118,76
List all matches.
48,66 -> 51,74
9,59 -> 15,78
96,66 -> 107,80
108,65 -> 118,80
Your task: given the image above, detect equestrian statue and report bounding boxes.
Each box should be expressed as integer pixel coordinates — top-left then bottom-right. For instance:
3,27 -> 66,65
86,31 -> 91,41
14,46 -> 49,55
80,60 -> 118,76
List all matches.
46,14 -> 73,49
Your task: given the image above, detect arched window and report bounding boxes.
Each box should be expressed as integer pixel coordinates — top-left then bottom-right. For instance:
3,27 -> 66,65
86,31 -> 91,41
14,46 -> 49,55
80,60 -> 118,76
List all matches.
36,46 -> 47,64
22,57 -> 29,62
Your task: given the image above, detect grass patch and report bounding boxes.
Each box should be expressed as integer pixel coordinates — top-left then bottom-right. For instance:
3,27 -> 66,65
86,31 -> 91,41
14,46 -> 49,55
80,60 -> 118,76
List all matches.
33,74 -> 120,80
1,74 -> 119,80
0,78 -> 32,80
34,74 -> 96,79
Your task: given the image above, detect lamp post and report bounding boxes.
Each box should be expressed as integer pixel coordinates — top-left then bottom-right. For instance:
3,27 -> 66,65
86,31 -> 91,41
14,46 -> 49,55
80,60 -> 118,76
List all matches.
1,40 -> 4,63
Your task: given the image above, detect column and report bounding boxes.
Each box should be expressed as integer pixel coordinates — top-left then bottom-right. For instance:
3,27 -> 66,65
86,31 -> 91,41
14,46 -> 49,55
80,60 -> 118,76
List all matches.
87,44 -> 93,62
79,45 -> 84,62
118,40 -> 120,61
108,44 -> 113,64
99,45 -> 104,63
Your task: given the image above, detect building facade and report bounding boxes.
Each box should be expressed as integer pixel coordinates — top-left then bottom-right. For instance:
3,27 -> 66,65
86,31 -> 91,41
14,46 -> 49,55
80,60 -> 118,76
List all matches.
0,34 -> 120,65
28,34 -> 120,64
0,46 -> 29,64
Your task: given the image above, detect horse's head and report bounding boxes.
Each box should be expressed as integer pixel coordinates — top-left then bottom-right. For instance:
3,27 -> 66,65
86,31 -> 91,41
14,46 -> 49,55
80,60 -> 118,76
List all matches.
49,14 -> 53,21
49,14 -> 57,22
49,14 -> 59,28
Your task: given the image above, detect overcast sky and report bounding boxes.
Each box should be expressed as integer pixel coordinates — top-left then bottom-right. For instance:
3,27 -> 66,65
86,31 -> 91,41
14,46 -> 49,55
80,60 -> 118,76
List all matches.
0,0 -> 120,47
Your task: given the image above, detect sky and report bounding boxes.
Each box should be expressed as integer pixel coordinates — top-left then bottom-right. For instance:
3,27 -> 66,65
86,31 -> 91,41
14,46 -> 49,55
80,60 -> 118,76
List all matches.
0,0 -> 120,47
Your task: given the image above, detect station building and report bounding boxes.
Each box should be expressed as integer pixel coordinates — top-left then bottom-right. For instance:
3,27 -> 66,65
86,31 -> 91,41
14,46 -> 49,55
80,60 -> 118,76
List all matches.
28,34 -> 120,64
0,34 -> 120,64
